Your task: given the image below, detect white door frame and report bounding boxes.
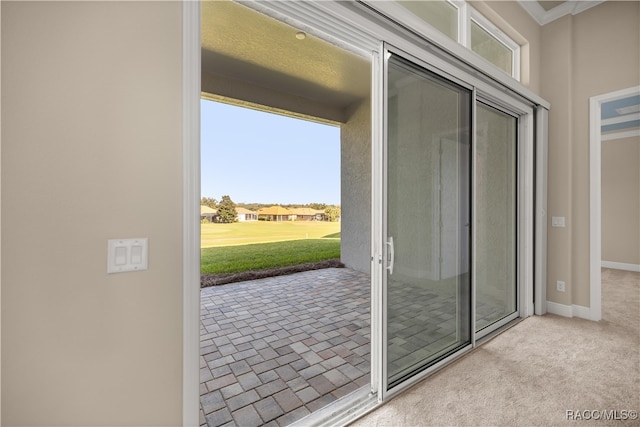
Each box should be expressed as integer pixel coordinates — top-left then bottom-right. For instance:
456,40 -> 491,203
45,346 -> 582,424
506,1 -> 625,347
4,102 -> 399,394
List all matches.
589,85 -> 640,323
183,1 -> 201,425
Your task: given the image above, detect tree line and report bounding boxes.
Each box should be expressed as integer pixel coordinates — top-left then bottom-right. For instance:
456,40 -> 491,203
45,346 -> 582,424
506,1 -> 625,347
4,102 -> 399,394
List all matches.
201,196 -> 341,223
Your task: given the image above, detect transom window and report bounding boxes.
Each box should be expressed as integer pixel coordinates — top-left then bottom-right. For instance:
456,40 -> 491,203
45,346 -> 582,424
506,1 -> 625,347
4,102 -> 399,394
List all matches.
372,0 -> 521,80
396,0 -> 459,41
469,8 -> 520,79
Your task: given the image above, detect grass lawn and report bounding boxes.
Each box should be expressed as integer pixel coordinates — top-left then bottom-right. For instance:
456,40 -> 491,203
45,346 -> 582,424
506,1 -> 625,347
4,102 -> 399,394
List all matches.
201,239 -> 340,275
200,221 -> 341,275
201,221 -> 340,248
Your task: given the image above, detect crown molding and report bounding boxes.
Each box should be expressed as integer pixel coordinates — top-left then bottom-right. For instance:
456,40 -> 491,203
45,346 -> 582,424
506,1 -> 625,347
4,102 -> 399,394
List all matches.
518,0 -> 606,26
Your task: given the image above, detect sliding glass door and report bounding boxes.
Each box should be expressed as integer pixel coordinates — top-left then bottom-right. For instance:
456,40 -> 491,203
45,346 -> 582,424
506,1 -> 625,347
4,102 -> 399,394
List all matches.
382,49 -> 526,396
384,53 -> 472,390
475,102 -> 519,335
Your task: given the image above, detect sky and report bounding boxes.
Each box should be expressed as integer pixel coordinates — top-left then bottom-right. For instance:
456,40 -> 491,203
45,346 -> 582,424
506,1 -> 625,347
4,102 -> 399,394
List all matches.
201,99 -> 341,205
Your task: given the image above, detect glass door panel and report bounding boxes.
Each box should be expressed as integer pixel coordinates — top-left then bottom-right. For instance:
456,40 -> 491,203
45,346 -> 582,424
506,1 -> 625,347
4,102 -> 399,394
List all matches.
385,54 -> 471,389
475,102 -> 518,333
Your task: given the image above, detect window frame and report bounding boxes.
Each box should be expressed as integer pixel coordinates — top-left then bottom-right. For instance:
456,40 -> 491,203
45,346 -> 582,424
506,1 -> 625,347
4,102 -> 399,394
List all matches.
467,7 -> 521,80
363,0 -> 521,80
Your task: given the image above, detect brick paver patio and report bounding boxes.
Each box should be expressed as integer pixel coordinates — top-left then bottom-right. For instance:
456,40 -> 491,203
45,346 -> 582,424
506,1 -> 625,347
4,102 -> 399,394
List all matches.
199,268 -> 371,427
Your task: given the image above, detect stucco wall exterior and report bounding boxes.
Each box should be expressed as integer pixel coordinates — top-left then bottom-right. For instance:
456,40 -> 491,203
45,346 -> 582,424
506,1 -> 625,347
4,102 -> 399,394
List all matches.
341,99 -> 372,274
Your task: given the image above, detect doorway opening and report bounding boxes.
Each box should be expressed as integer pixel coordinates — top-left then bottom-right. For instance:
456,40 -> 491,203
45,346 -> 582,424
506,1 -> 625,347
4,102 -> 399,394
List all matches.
199,99 -> 342,279
188,0 -> 546,424
590,86 -> 640,322
200,1 -> 372,425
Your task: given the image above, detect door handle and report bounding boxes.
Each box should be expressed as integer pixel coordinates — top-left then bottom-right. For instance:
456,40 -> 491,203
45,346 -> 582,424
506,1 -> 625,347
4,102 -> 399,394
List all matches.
386,236 -> 395,275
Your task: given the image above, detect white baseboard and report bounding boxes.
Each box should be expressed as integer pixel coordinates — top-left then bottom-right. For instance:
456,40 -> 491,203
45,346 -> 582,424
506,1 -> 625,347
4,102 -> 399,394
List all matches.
601,261 -> 640,272
546,301 -> 592,320
546,301 -> 573,317
572,305 -> 592,320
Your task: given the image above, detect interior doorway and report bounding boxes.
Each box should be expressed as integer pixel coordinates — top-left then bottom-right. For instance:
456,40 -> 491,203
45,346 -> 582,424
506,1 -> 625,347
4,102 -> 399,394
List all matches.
589,85 -> 640,322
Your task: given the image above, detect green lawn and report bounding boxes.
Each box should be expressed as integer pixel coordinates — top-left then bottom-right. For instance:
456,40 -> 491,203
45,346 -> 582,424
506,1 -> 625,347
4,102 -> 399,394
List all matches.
201,239 -> 340,274
200,221 -> 341,274
201,221 -> 340,248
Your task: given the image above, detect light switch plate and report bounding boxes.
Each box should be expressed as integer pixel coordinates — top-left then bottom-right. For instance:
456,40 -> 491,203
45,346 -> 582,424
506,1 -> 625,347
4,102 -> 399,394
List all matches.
108,238 -> 148,274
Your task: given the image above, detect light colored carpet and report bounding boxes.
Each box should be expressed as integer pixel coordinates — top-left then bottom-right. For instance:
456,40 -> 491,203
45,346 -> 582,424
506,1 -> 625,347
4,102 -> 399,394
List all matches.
351,268 -> 640,426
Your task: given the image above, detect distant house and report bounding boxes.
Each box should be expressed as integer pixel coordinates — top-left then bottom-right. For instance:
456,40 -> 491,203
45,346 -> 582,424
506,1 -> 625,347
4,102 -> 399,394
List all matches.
200,205 -> 218,222
291,207 -> 325,221
236,207 -> 258,222
257,205 -> 295,221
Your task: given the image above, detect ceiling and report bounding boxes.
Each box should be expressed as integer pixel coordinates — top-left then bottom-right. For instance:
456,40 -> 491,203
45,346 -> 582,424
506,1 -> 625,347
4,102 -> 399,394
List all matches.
601,94 -> 640,138
519,0 -> 606,25
201,0 -> 371,124
200,0 -> 610,124
538,1 -> 567,12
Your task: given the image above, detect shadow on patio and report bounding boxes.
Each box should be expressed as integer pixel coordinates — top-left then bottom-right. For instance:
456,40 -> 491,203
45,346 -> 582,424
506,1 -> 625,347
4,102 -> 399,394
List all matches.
199,268 -> 371,427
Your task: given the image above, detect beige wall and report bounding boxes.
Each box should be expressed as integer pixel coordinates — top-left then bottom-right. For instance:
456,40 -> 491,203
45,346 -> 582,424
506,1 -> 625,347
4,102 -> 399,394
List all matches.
542,1 -> 640,307
0,3 -> 3,422
571,1 -> 640,305
541,14 -> 574,305
481,1 -> 640,307
1,2 -> 183,425
602,136 -> 640,265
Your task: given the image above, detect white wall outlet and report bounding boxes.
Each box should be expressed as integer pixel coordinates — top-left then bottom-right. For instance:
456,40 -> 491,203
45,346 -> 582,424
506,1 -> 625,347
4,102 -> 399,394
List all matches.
556,280 -> 566,292
551,216 -> 566,227
108,238 -> 148,274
